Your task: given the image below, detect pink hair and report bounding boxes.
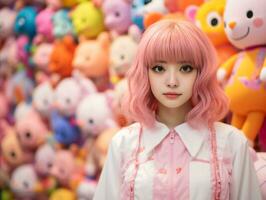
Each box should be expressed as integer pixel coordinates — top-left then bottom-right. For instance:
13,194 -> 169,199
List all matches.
122,19 -> 229,128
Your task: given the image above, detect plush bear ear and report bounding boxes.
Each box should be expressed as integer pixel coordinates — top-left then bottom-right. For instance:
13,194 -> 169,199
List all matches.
128,24 -> 142,43
98,32 -> 111,49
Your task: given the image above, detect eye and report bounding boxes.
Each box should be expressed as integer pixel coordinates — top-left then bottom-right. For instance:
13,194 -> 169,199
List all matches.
246,10 -> 253,18
114,11 -> 120,17
9,151 -> 16,159
65,98 -> 71,104
180,64 -> 194,73
25,132 -> 31,139
23,181 -> 29,189
47,162 -> 53,168
206,12 -> 222,27
120,55 -> 125,60
88,119 -> 94,124
151,65 -> 165,73
144,0 -> 152,5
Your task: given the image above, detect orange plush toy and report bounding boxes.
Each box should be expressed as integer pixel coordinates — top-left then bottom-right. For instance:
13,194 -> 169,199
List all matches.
72,32 -> 111,91
49,36 -> 76,83
164,0 -> 204,13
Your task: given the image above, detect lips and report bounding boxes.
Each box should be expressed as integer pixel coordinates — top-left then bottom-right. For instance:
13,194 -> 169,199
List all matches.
163,92 -> 182,99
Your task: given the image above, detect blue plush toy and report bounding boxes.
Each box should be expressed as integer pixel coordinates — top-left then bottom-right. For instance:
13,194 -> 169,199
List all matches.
51,111 -> 81,147
52,9 -> 75,38
14,6 -> 37,40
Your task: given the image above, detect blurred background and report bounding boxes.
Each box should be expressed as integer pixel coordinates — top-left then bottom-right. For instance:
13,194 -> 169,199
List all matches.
0,0 -> 266,199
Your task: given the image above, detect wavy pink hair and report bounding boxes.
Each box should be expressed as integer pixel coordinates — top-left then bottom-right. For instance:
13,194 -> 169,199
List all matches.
122,19 -> 229,128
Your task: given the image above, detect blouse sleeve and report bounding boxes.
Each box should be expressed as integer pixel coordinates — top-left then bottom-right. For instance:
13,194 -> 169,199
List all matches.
229,130 -> 262,200
93,132 -> 123,200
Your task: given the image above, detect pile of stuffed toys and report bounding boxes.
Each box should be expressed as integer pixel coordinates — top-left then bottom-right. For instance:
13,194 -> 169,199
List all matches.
0,0 -> 265,199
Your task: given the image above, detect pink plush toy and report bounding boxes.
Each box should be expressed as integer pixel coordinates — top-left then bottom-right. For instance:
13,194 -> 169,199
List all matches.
54,74 -> 97,117
32,42 -> 53,73
0,92 -> 9,121
102,0 -> 132,35
72,32 -> 111,91
34,8 -> 55,44
15,109 -> 48,150
0,7 -> 16,39
16,35 -> 30,67
50,150 -> 83,188
35,143 -> 55,177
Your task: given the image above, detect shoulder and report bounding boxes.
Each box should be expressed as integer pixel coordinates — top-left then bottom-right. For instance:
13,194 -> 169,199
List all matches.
110,122 -> 141,150
214,122 -> 249,154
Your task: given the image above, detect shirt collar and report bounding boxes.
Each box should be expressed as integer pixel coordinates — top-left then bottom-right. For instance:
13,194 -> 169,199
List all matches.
142,120 -> 209,157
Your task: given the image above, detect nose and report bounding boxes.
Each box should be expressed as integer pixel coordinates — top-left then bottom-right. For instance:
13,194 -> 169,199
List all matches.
166,70 -> 178,88
228,21 -> 236,29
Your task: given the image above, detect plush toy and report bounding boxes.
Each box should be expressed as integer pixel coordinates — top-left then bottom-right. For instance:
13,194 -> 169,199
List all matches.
54,75 -> 97,117
5,70 -> 35,106
15,35 -> 31,68
61,0 -> 77,8
131,0 -> 168,30
72,32 -> 110,91
84,127 -> 119,179
217,0 -> 266,145
186,0 -> 237,66
50,150 -> 83,188
164,0 -> 204,13
76,93 -> 118,138
13,101 -> 32,122
46,0 -> 62,10
70,1 -> 104,39
15,109 -> 48,150
49,188 -> 76,200
10,164 -> 42,200
34,8 -> 55,44
76,179 -> 97,200
52,9 -> 75,38
0,37 -> 18,78
101,0 -> 132,36
32,81 -> 54,118
35,143 -> 55,177
51,111 -> 81,147
0,8 -> 16,39
49,35 -> 76,79
13,6 -> 37,41
32,42 -> 53,73
0,92 -> 9,121
0,120 -> 33,170
109,26 -> 141,84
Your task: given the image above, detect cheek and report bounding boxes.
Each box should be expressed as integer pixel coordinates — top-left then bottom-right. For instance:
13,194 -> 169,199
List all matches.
253,18 -> 264,28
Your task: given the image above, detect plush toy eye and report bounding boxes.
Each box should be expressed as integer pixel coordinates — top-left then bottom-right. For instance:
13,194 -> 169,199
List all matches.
47,162 -> 53,169
246,10 -> 253,18
115,11 -> 120,17
66,98 -> 71,104
23,181 -> 29,189
88,119 -> 94,124
207,12 -> 222,27
25,132 -> 31,139
144,0 -> 152,5
18,17 -> 26,26
9,151 -> 16,159
120,55 -> 125,60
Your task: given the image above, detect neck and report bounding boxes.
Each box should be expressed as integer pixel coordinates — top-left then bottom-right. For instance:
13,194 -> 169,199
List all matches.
156,101 -> 193,129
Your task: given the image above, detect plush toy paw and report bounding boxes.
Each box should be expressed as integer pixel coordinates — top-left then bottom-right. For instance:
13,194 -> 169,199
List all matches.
259,67 -> 266,82
216,68 -> 227,82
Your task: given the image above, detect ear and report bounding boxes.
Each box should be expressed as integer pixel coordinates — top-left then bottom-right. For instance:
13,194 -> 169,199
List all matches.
185,5 -> 199,22
98,32 -> 111,49
144,12 -> 163,29
128,25 -> 142,43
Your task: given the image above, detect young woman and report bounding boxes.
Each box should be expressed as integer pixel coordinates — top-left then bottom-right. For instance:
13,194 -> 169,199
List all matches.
93,20 -> 261,200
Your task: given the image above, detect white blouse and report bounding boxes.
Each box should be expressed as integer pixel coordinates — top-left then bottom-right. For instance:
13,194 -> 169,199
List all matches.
93,121 -> 261,200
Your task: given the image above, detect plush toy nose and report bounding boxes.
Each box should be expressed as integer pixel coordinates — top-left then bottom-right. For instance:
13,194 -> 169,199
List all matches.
228,21 -> 236,29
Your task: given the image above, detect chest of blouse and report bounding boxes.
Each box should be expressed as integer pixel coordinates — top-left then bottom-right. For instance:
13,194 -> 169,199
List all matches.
119,123 -> 233,200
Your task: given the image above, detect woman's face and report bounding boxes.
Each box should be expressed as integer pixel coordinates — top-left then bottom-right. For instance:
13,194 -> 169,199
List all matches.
148,61 -> 197,109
